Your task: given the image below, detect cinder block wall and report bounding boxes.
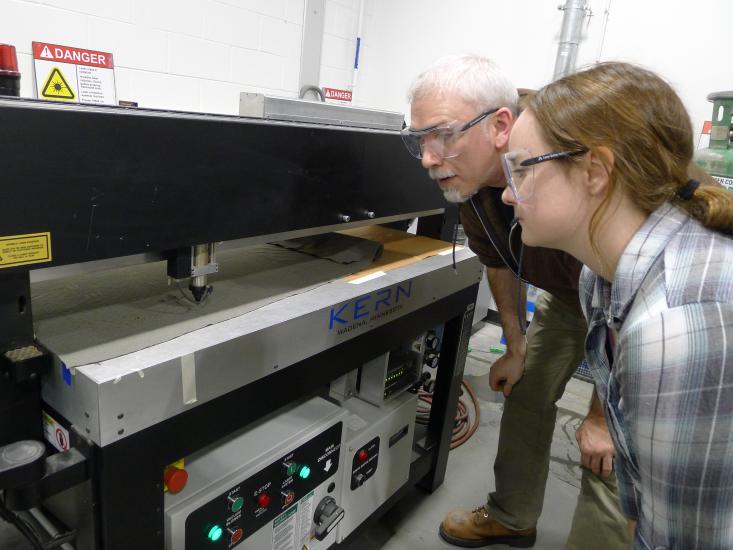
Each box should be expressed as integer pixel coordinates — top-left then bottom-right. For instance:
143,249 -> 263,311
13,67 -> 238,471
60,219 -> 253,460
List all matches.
2,0 -> 367,114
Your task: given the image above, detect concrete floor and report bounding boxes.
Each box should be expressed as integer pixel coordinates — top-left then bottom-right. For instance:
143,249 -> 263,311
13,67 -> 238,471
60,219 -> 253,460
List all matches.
0,321 -> 592,549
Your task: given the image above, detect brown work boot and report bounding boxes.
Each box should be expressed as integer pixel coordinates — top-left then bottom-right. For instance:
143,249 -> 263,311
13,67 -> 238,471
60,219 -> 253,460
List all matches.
439,504 -> 537,548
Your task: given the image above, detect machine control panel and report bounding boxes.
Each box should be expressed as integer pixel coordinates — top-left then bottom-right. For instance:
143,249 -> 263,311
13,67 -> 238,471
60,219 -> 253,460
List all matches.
350,436 -> 380,490
184,422 -> 342,548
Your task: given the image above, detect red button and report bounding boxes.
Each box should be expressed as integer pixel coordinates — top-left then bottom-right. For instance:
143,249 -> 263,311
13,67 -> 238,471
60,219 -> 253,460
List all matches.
358,450 -> 368,463
281,490 -> 295,507
164,466 -> 188,494
257,493 -> 271,508
229,527 -> 243,545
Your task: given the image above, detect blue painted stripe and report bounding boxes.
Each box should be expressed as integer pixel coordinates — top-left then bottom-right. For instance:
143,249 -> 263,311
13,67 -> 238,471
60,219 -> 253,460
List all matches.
62,364 -> 72,386
354,37 -> 361,69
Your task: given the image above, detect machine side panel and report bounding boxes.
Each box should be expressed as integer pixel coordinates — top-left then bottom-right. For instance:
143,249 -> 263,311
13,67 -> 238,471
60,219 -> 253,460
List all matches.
337,393 -> 417,540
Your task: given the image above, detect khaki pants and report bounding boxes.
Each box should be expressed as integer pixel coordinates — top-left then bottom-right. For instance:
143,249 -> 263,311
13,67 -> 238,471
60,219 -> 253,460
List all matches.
486,292 -> 629,549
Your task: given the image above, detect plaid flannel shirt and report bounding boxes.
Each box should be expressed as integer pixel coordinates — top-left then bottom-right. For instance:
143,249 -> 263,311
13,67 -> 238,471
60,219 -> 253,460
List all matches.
580,203 -> 733,549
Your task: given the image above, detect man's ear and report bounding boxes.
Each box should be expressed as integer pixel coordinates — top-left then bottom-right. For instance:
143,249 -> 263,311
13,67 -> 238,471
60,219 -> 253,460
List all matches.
586,146 -> 614,196
491,107 -> 514,149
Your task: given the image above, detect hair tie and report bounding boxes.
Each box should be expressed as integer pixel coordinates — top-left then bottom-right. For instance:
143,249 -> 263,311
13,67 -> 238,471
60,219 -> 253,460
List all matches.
677,179 -> 700,200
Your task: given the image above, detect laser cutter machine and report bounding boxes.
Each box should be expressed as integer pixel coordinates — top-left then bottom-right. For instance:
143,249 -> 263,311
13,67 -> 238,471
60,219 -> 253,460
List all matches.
0,95 -> 481,549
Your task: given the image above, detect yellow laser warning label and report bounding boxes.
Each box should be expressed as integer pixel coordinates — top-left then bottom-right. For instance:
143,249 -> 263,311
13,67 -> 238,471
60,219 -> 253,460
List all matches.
41,67 -> 76,100
0,233 -> 53,268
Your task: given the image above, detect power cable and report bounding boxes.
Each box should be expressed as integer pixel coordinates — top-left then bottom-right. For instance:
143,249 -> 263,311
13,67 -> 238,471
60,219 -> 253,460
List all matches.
0,493 -> 75,549
415,379 -> 481,449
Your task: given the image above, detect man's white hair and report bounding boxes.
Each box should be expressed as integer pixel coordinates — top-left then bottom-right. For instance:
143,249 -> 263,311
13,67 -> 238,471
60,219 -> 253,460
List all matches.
407,53 -> 519,116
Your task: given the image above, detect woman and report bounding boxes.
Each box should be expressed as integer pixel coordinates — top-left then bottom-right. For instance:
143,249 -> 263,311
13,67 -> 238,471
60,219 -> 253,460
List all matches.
501,62 -> 733,549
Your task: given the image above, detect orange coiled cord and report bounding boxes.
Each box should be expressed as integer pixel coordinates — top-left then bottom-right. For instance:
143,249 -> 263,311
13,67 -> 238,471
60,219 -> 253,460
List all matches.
415,380 -> 481,449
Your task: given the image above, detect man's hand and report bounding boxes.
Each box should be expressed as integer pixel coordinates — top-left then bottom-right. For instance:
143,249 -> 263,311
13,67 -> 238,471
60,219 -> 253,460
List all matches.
575,411 -> 615,478
627,519 -> 637,542
489,350 -> 525,397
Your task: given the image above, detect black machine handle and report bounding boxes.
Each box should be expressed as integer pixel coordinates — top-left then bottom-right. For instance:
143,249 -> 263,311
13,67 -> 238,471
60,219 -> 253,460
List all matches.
313,495 -> 345,541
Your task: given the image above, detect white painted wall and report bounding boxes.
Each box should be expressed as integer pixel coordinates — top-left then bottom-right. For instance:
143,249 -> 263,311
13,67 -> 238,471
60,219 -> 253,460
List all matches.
2,0 -> 726,133
1,0 -> 365,114
319,0 -> 363,93
355,0 -> 732,137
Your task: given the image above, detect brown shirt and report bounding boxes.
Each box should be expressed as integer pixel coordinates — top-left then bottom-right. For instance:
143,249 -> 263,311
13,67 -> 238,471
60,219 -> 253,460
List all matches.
459,186 -> 583,314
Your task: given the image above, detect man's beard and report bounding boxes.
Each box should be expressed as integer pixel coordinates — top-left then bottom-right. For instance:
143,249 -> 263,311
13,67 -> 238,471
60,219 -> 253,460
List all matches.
428,168 -> 473,203
442,187 -> 469,203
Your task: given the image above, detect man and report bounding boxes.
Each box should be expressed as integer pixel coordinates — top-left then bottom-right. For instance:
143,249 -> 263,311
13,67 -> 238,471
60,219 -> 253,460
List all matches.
401,54 -> 629,549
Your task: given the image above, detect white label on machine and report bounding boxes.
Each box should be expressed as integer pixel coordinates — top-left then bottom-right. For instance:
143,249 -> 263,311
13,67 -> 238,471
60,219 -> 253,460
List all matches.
181,353 -> 197,405
272,505 -> 298,550
713,176 -> 733,191
297,490 -> 315,546
42,410 -> 70,452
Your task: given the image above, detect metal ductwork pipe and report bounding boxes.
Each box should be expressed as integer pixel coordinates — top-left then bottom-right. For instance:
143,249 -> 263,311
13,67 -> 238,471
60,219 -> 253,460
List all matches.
553,0 -> 589,80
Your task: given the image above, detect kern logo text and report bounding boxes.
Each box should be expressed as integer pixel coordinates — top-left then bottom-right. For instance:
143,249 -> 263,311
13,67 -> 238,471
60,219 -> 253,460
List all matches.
328,281 -> 413,334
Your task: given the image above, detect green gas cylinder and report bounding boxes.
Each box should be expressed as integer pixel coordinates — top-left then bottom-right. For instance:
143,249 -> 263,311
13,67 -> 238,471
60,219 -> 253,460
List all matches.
694,91 -> 733,191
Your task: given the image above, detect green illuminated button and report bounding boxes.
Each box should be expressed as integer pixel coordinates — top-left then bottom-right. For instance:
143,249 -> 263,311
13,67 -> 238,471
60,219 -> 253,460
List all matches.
298,465 -> 311,480
207,524 -> 223,542
228,495 -> 244,513
283,461 -> 298,476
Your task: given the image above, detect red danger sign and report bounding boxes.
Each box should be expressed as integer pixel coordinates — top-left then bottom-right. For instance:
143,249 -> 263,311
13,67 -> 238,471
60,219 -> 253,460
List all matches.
33,42 -> 114,69
324,87 -> 352,102
55,427 -> 68,451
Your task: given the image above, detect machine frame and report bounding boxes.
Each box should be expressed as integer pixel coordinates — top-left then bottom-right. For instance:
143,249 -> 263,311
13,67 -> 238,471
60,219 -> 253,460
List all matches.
0,97 -> 476,550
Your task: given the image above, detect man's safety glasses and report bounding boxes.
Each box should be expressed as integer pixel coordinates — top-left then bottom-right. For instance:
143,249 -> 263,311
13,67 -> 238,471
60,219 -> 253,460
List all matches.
502,148 -> 587,201
401,107 -> 500,160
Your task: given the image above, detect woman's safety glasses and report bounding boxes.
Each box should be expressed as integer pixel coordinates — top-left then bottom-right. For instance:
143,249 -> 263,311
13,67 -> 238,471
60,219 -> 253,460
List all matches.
501,148 -> 587,201
401,107 -> 500,160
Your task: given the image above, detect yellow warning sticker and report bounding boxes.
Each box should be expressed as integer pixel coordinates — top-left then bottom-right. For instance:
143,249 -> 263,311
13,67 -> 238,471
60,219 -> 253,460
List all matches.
0,233 -> 53,268
41,67 -> 75,100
